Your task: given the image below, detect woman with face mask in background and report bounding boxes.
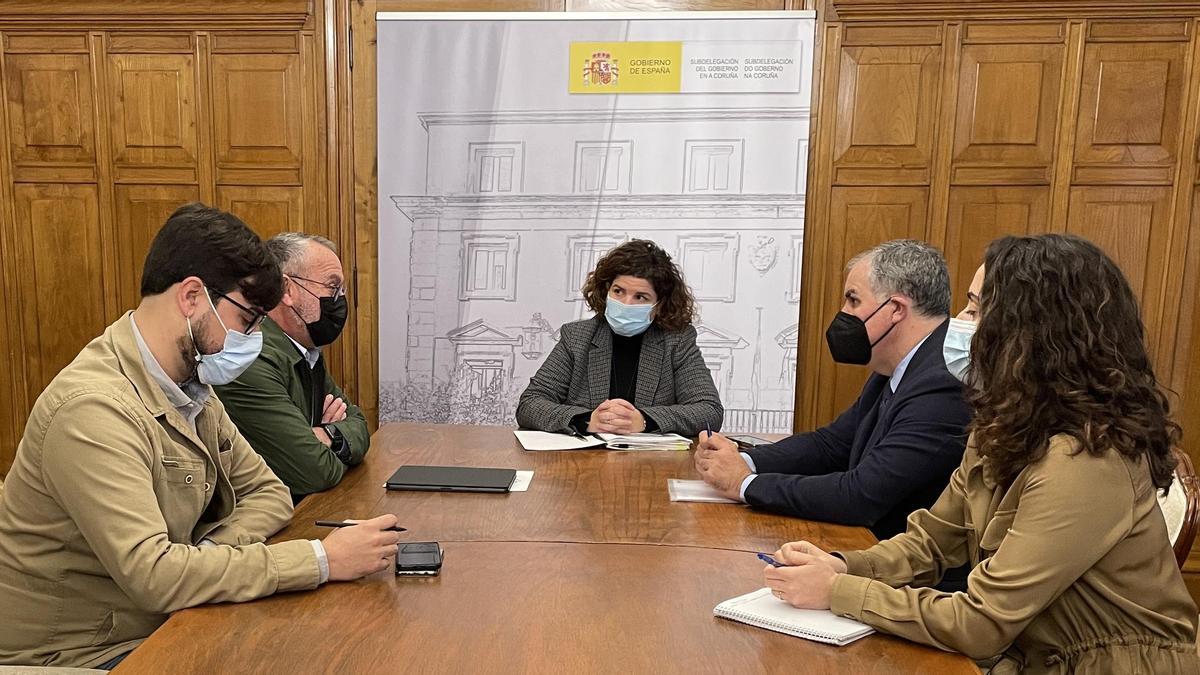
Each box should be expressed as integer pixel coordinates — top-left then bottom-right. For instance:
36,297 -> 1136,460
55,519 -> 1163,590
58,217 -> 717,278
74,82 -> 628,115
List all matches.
942,263 -> 984,382
516,239 -> 723,437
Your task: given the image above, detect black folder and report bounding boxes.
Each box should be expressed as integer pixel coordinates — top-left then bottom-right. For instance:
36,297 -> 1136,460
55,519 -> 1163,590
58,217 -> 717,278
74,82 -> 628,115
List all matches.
385,465 -> 516,493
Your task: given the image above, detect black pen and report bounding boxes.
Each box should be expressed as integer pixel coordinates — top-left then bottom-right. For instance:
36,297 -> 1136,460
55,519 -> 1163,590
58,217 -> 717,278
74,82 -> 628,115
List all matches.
315,520 -> 407,532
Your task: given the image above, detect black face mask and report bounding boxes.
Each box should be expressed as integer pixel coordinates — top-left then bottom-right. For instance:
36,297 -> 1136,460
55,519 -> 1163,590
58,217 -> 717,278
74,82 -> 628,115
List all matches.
825,298 -> 896,365
290,281 -> 348,347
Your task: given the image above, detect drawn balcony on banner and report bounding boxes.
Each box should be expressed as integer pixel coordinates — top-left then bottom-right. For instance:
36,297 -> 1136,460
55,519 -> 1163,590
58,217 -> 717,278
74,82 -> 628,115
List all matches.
388,107 -> 809,432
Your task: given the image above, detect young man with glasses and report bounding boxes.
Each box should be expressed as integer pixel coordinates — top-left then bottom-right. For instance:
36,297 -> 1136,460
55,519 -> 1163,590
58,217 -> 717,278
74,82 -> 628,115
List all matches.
215,232 -> 369,502
0,204 -> 401,669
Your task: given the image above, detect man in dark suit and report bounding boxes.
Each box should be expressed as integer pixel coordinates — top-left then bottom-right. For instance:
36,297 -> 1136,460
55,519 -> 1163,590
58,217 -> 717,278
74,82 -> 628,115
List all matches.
696,240 -> 969,544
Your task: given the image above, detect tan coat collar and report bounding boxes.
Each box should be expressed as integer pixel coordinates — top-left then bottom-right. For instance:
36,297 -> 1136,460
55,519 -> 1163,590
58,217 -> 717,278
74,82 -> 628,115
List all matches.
110,312 -> 215,453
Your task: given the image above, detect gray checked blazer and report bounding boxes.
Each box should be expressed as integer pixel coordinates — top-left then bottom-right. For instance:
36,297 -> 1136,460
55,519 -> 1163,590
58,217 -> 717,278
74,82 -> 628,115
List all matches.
516,315 -> 724,437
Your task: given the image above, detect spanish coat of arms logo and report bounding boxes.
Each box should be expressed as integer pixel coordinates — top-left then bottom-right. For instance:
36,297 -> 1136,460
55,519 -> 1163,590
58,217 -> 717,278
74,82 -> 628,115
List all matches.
582,52 -> 619,86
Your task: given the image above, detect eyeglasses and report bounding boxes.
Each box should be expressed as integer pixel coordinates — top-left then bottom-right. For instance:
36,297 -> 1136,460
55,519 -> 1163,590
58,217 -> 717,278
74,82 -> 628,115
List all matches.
208,288 -> 267,335
288,275 -> 347,300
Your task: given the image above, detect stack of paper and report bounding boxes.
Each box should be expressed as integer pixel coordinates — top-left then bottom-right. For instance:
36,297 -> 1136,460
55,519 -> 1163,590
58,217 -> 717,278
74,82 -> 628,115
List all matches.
597,432 -> 691,451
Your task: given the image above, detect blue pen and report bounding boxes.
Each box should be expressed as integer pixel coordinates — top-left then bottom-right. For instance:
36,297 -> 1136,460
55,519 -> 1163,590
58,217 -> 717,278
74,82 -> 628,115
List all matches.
757,552 -> 785,568
705,422 -> 712,439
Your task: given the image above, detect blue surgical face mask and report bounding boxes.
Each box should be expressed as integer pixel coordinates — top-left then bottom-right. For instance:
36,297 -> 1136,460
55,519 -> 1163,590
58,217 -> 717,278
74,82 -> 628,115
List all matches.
605,296 -> 655,337
942,317 -> 976,383
188,291 -> 264,385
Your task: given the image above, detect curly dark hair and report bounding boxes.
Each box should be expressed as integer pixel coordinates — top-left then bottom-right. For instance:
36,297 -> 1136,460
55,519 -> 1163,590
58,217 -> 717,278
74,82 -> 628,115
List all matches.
580,239 -> 696,332
968,234 -> 1179,489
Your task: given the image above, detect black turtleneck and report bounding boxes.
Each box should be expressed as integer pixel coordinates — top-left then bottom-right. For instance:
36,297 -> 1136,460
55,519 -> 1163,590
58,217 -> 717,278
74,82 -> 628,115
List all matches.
569,329 -> 659,433
609,331 -> 643,401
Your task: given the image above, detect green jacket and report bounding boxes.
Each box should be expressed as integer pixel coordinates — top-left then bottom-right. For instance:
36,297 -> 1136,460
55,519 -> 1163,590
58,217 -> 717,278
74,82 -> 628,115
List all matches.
215,318 -> 370,497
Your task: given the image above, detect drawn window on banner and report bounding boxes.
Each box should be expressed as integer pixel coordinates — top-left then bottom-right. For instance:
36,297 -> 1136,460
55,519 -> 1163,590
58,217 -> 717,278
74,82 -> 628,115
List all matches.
684,139 -> 743,193
678,233 -> 739,302
787,235 -> 804,303
565,234 -> 627,301
460,233 -> 520,300
469,141 -> 524,194
795,139 -> 809,193
695,323 -> 749,400
776,324 -> 800,388
464,358 -> 504,398
574,141 -> 632,193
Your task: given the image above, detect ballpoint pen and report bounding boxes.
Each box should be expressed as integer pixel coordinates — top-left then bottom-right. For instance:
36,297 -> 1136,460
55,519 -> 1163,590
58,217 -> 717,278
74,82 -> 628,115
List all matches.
315,520 -> 407,532
756,552 -> 785,567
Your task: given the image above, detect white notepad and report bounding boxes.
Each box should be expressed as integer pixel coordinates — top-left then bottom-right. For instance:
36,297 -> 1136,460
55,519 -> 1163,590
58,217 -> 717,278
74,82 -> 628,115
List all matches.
667,479 -> 739,504
513,430 -> 605,451
714,588 -> 875,646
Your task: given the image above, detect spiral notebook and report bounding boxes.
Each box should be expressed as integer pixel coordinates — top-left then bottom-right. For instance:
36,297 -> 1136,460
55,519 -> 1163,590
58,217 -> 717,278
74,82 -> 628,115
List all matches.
713,588 -> 874,646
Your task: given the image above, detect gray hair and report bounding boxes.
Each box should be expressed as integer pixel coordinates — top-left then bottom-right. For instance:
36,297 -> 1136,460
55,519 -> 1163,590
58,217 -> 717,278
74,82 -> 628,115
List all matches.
265,232 -> 337,274
847,240 -> 950,317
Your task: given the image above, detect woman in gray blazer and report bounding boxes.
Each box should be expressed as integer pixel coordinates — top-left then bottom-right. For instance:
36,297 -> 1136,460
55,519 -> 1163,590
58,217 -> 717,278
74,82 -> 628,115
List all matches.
516,239 -> 723,437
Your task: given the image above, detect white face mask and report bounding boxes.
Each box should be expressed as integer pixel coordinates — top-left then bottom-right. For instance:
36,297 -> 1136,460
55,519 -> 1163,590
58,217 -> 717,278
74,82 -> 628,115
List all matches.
943,317 -> 976,383
188,291 -> 263,385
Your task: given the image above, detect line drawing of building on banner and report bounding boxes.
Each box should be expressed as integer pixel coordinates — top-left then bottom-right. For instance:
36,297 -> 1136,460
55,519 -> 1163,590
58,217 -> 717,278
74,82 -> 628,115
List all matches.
383,106 -> 809,433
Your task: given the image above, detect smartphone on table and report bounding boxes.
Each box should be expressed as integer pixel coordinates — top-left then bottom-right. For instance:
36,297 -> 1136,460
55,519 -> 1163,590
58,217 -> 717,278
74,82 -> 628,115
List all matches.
726,434 -> 772,449
395,542 -> 443,576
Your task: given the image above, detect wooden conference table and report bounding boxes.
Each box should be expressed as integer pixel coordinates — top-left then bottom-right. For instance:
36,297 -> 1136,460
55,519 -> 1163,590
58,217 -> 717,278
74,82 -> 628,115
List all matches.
119,423 -> 977,674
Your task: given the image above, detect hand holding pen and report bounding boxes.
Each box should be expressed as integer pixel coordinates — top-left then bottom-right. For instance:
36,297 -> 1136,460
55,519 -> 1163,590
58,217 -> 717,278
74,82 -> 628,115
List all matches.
759,542 -> 847,575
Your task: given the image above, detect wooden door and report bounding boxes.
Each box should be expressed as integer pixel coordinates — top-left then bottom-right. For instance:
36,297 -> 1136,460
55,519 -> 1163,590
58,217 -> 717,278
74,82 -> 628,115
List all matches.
11,184 -> 107,402
812,187 -> 929,424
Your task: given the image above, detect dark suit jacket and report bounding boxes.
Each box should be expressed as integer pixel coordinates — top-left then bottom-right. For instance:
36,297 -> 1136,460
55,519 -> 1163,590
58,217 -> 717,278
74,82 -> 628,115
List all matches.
515,316 -> 723,436
745,320 -> 969,541
214,318 -> 369,497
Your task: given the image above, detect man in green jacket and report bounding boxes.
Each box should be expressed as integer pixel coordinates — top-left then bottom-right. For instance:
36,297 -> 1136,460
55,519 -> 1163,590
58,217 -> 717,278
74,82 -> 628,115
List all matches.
216,232 -> 369,500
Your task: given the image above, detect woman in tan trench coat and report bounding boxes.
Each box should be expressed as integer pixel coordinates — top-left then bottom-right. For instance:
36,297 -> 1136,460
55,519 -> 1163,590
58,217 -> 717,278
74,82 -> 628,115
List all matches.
763,234 -> 1199,674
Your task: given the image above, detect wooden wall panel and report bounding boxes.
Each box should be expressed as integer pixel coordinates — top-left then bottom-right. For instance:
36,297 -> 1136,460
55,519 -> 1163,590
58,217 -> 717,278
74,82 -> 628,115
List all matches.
0,4 -> 333,475
217,185 -> 304,240
3,50 -> 96,182
113,184 -> 201,312
1073,40 -> 1188,185
833,44 -> 942,185
11,183 -> 106,401
1179,187 -> 1200,472
1066,186 -> 1174,364
816,187 -> 928,420
211,51 -> 303,183
107,53 -> 199,182
944,186 -> 1048,310
951,42 -> 1064,184
0,228 -> 18,475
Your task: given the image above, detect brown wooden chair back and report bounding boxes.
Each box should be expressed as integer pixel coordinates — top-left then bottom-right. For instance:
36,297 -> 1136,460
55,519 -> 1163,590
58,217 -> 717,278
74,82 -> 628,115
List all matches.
1170,447 -> 1200,569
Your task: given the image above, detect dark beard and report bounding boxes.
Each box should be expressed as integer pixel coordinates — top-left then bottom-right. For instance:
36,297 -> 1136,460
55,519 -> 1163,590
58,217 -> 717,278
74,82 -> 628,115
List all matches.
178,313 -> 216,383
175,333 -> 199,384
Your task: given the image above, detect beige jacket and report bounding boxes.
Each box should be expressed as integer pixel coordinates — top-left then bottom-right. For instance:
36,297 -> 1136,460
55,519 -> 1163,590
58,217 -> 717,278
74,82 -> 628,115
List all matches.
0,313 -> 320,668
831,434 -> 1199,673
